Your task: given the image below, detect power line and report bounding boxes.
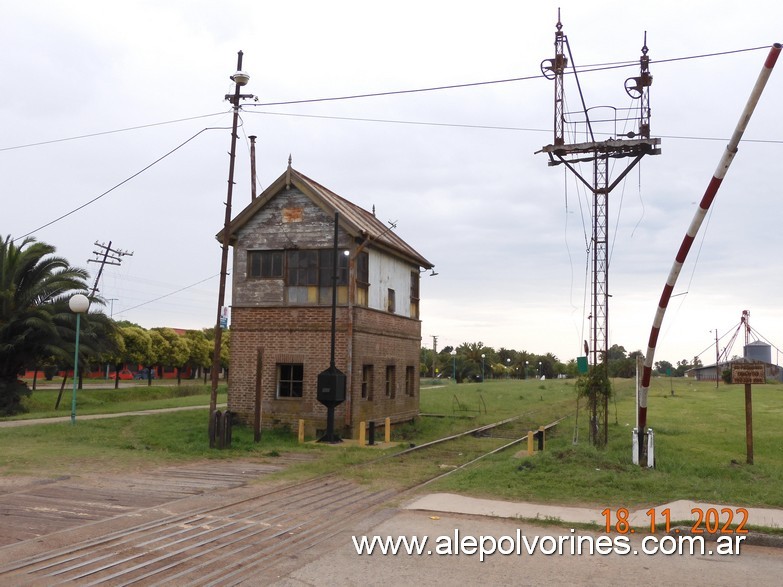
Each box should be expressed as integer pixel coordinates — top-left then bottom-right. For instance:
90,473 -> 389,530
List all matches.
247,109 -> 783,144
245,109 -> 551,133
14,126 -> 227,241
0,111 -> 229,153
1,46 -> 775,156
247,45 -> 769,107
115,274 -> 219,315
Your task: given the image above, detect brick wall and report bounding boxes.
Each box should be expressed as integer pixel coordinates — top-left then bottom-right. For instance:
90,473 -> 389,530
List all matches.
228,305 -> 421,438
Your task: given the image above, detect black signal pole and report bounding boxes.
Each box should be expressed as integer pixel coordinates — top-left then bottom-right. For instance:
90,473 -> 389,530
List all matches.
317,212 -> 346,443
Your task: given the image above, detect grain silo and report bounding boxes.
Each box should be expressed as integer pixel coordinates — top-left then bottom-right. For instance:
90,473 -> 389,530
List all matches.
744,340 -> 771,363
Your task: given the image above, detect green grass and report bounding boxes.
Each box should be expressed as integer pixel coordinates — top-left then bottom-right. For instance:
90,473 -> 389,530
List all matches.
10,382 -> 222,420
424,378 -> 783,510
0,408 -> 306,477
2,376 -> 782,515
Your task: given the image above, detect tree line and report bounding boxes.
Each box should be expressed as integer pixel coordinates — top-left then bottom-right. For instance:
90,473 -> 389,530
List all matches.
0,235 -> 224,415
420,343 -> 564,382
421,342 -> 704,381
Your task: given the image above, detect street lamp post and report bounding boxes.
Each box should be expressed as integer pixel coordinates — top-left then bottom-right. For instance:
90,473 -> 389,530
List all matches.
525,360 -> 529,379
481,353 -> 485,381
69,294 -> 90,425
451,350 -> 457,381
538,361 -> 542,379
506,358 -> 511,379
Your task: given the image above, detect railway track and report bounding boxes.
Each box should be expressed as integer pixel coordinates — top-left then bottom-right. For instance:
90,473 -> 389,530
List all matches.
0,412 -> 566,585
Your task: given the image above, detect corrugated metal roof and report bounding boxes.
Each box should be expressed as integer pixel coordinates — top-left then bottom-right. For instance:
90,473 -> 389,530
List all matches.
218,165 -> 433,269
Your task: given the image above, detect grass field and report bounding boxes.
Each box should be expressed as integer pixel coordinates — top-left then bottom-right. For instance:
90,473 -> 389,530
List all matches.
10,381 -> 221,420
424,377 -> 783,511
1,377 -> 781,517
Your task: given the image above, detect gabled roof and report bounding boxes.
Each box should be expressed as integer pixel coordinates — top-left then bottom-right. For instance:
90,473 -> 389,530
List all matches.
217,165 -> 433,269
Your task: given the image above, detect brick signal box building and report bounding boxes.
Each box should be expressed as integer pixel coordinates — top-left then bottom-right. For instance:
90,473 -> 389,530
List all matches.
218,164 -> 433,439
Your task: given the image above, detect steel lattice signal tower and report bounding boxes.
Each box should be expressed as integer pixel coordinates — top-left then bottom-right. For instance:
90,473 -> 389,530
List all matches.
538,14 -> 661,446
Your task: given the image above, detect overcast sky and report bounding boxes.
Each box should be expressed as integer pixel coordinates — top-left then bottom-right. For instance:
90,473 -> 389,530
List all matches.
3,1 -> 782,367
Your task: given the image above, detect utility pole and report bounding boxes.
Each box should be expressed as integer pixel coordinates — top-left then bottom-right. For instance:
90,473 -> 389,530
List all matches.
538,13 -> 660,447
431,335 -> 438,378
249,135 -> 258,202
210,51 -> 255,446
714,328 -> 720,388
87,241 -> 133,299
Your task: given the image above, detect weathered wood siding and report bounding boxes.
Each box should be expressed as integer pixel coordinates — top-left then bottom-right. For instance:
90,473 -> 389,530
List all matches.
368,249 -> 416,317
232,188 -> 352,307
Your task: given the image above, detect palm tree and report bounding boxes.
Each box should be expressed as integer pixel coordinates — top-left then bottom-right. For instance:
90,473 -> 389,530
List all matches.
0,235 -> 90,414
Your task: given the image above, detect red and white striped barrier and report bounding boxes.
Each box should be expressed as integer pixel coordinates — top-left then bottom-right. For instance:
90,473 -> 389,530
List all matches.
639,43 -> 781,433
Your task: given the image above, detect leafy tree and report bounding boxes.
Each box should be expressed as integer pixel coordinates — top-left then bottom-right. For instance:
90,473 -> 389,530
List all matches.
202,326 -> 230,380
606,344 -> 627,362
0,235 -> 90,414
102,328 -> 127,388
541,352 -> 562,379
420,347 -> 434,377
153,328 -> 190,384
456,342 -> 494,381
575,362 -> 612,447
674,358 -> 691,377
145,330 -> 167,385
74,309 -> 117,388
564,358 -> 579,378
184,329 -> 211,381
451,355 -> 473,383
605,345 -> 644,378
120,326 -> 152,375
655,359 -> 674,376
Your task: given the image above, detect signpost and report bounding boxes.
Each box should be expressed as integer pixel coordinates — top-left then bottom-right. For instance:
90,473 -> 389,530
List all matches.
731,362 -> 765,465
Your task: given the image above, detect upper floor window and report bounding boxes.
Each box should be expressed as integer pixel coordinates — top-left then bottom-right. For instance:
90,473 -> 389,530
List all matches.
289,249 -> 346,280
276,249 -> 345,305
248,250 -> 284,278
287,250 -> 320,286
246,248 -> 369,307
410,272 -> 420,319
356,251 -> 369,307
387,288 -> 396,313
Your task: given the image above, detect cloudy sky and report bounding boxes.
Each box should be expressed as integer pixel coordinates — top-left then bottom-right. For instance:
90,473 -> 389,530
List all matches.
3,1 -> 782,367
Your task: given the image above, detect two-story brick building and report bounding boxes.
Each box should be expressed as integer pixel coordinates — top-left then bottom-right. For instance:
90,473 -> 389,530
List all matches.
218,163 -> 433,439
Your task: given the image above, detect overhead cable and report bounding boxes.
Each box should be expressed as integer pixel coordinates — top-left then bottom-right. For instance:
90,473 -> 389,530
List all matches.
14,126 -> 229,240
0,112 -> 229,152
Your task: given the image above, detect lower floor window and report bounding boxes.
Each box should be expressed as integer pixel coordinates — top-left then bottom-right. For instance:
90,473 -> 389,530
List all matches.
385,365 -> 396,398
362,364 -> 374,400
405,366 -> 415,396
277,363 -> 304,398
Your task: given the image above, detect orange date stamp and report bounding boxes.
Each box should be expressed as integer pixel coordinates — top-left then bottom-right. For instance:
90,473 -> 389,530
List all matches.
601,507 -> 749,535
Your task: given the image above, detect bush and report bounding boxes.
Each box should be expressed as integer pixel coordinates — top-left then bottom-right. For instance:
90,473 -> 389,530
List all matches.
0,379 -> 31,415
